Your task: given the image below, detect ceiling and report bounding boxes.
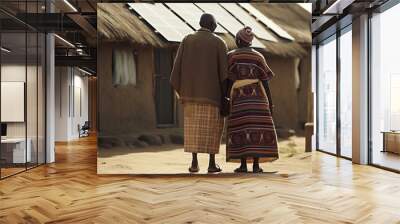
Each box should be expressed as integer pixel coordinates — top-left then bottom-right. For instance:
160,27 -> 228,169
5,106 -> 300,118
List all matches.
0,0 -> 394,74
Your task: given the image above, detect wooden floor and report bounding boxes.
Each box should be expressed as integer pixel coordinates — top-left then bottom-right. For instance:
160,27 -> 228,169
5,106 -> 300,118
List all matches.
1,136 -> 400,223
1,167 -> 26,178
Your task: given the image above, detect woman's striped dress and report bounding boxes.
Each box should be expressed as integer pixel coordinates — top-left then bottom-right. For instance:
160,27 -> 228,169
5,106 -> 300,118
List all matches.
226,48 -> 279,162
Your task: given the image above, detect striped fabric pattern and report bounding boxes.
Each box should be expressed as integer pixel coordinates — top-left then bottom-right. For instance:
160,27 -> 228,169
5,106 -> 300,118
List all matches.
184,103 -> 224,154
228,48 -> 274,81
226,49 -> 279,161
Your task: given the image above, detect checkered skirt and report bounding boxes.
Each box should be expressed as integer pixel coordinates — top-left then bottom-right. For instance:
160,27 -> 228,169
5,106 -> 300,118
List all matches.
184,103 -> 224,154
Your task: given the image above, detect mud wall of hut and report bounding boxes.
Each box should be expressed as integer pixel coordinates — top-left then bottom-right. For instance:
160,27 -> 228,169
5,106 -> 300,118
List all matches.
266,56 -> 300,133
298,47 -> 312,131
97,42 -> 311,136
98,42 -> 157,136
266,53 -> 311,135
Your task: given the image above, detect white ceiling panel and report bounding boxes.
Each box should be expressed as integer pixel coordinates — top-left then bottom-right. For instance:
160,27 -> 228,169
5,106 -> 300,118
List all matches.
220,3 -> 277,42
166,3 -> 227,33
195,3 -> 242,36
128,3 -> 193,42
239,3 -> 295,41
195,3 -> 264,48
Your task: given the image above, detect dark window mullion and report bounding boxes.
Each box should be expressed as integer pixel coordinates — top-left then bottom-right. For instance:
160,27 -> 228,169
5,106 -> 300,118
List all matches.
36,4 -> 39,167
316,44 -> 320,151
367,11 -> 373,165
25,0 -> 28,171
336,30 -> 341,157
44,0 -> 48,164
0,26 -> 2,179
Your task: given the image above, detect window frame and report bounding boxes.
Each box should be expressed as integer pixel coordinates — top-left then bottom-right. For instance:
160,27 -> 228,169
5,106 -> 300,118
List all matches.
315,22 -> 353,160
367,0 -> 400,173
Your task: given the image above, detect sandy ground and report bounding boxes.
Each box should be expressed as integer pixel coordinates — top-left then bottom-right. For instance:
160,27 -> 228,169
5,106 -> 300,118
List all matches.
98,136 -> 311,175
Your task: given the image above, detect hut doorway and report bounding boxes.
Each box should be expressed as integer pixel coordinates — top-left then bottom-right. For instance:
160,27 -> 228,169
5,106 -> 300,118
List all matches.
154,49 -> 175,127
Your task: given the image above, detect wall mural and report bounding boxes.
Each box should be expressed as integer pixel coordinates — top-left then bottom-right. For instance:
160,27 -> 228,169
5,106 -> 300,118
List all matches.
97,3 -> 312,175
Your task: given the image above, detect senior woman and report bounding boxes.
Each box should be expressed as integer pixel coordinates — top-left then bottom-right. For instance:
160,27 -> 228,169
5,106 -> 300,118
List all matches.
226,27 -> 279,173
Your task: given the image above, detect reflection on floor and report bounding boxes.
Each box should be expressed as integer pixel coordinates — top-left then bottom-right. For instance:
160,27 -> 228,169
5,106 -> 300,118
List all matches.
0,163 -> 44,179
98,137 -> 310,175
0,167 -> 25,178
372,151 -> 400,171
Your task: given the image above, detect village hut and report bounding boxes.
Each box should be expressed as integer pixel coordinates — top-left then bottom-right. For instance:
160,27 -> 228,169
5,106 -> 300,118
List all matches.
97,3 -> 311,137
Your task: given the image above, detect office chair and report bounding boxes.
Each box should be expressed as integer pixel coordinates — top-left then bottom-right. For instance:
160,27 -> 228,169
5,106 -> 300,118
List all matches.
79,121 -> 90,138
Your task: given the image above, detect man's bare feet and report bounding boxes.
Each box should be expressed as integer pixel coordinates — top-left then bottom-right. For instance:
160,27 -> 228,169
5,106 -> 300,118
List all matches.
208,154 -> 222,173
189,153 -> 199,173
208,164 -> 222,173
189,165 -> 199,173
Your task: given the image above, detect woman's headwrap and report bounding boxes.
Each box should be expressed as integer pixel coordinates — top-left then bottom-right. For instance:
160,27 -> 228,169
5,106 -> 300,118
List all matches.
236,26 -> 255,46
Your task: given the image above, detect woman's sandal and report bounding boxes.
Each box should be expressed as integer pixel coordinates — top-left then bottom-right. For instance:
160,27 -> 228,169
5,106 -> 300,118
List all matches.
189,165 -> 199,173
208,165 -> 222,173
234,167 -> 248,173
253,167 -> 263,173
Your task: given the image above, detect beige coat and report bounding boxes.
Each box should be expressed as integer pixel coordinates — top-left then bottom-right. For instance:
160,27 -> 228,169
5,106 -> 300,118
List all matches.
170,28 -> 228,107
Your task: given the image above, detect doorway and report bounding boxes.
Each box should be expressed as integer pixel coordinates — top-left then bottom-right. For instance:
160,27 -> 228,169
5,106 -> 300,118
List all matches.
154,49 -> 175,127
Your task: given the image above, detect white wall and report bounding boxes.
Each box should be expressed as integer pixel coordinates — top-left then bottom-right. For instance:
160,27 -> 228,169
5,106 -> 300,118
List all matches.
1,65 -> 26,141
1,64 -> 26,81
55,66 -> 70,141
1,63 -> 46,164
1,65 -> 37,138
72,70 -> 89,136
55,67 -> 89,141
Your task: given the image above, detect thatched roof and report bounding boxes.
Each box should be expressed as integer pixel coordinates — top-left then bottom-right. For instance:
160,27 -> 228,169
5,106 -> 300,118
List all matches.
219,34 -> 306,58
252,3 -> 311,44
97,3 -> 166,47
97,3 -> 310,57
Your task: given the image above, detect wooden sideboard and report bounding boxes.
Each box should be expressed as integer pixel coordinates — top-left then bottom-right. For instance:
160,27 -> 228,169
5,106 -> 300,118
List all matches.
382,131 -> 400,154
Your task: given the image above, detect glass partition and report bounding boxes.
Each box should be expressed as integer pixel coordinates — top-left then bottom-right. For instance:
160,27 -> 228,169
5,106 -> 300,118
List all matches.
317,35 -> 337,154
1,31 -> 28,177
0,1 -> 46,179
315,24 -> 353,159
339,26 -> 352,158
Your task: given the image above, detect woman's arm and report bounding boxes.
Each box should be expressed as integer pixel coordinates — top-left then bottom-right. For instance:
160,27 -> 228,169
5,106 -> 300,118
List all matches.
226,79 -> 233,99
261,80 -> 274,115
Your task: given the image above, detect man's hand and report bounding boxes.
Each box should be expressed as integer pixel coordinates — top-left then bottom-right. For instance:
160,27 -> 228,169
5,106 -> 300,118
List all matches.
269,104 -> 274,116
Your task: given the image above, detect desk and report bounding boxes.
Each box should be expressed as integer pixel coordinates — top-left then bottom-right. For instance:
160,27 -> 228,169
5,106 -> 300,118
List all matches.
1,138 -> 31,163
382,131 -> 400,154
